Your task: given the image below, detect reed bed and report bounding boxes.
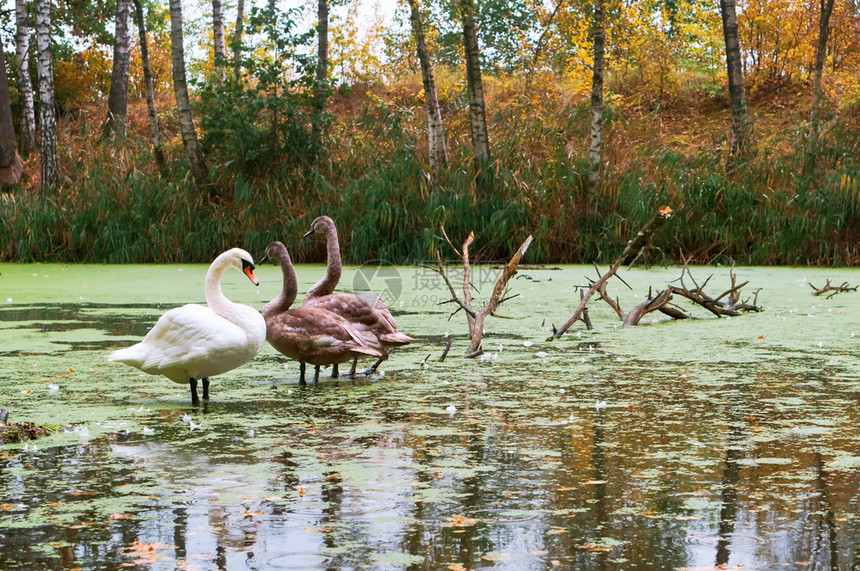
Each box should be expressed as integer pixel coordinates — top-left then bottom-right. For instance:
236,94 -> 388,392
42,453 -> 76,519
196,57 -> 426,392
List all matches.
2,83 -> 859,266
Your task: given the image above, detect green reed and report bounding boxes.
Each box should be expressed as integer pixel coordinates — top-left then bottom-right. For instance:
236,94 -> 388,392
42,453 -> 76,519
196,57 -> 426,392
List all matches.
2,92 -> 860,266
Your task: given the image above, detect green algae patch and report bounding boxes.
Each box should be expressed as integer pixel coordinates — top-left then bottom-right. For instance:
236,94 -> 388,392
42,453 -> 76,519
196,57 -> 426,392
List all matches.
1,264 -> 860,570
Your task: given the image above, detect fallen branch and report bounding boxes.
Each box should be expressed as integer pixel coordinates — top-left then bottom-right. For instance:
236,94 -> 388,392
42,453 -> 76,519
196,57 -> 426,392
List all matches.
552,206 -> 673,338
668,260 -> 761,316
434,228 -> 534,357
809,279 -> 858,299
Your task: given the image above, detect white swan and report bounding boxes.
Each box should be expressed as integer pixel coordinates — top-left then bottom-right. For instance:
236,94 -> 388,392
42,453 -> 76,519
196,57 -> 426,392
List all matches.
107,248 -> 267,405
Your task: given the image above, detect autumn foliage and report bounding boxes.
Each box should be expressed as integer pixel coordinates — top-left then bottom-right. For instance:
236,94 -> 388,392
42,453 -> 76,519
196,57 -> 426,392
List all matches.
2,0 -> 860,265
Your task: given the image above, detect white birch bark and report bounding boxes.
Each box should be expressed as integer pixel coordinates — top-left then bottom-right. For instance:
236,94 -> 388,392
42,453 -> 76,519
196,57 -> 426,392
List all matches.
35,0 -> 59,191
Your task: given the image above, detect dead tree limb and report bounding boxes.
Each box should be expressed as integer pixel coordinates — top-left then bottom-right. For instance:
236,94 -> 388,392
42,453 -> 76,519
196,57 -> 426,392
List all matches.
669,261 -> 761,316
466,235 -> 535,356
433,228 -> 534,357
809,279 -> 858,299
552,206 -> 673,338
623,287 -> 675,326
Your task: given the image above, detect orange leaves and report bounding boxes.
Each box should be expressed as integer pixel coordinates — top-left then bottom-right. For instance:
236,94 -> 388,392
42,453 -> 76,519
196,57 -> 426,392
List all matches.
443,514 -> 478,528
121,541 -> 177,566
576,544 -> 613,552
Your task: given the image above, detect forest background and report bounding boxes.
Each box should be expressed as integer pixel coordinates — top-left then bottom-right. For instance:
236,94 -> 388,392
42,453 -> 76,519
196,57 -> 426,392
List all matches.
1,0 -> 859,266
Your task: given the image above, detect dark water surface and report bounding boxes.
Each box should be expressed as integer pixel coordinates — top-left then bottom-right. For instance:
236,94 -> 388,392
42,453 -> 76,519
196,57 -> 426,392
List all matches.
0,263 -> 858,570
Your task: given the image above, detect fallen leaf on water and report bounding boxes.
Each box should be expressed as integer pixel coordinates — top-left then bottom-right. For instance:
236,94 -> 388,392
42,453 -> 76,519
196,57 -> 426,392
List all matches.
557,486 -> 576,492
547,529 -> 568,534
585,480 -> 607,485
110,513 -> 132,520
443,514 -> 478,527
481,553 -> 511,562
757,335 -> 766,339
576,545 -> 613,552
305,526 -> 334,532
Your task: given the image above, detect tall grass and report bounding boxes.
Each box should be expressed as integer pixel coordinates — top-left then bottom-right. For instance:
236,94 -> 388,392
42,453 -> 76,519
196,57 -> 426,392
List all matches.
3,85 -> 860,266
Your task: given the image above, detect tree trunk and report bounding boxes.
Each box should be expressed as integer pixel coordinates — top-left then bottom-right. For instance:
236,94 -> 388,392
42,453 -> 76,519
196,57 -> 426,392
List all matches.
0,42 -> 24,186
312,0 -> 330,146
460,0 -> 491,165
35,0 -> 59,192
132,0 -> 165,171
232,0 -> 245,80
407,0 -> 448,174
806,0 -> 835,166
169,0 -> 209,190
14,0 -> 36,158
212,0 -> 226,83
586,0 -> 605,212
719,0 -> 751,168
104,0 -> 132,137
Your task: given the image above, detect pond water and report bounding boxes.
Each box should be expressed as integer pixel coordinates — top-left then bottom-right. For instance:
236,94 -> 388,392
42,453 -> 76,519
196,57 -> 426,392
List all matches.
0,262 -> 858,570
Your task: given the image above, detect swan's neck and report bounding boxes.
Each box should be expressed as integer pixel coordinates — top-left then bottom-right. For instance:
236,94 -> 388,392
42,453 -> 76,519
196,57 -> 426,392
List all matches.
263,254 -> 298,318
306,225 -> 342,299
205,256 -> 245,324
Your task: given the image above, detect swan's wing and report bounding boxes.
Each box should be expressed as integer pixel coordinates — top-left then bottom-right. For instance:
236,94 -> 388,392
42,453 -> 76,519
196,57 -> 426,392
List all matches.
303,293 -> 399,334
139,304 -> 244,371
267,308 -> 384,357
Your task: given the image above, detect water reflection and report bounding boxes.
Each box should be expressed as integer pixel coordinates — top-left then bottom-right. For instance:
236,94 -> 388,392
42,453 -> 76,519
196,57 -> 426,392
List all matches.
1,266 -> 860,570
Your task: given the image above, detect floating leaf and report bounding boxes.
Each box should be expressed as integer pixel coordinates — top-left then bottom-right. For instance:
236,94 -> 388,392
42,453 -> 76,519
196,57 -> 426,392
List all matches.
443,515 -> 478,527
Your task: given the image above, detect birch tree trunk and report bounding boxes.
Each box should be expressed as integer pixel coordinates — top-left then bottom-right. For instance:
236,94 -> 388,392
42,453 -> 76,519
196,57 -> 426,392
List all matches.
719,0 -> 751,168
104,0 -> 132,137
212,0 -> 227,83
0,42 -> 24,186
806,0 -> 835,167
169,0 -> 209,189
132,0 -> 166,171
35,0 -> 59,192
312,0 -> 330,146
14,0 -> 36,157
586,0 -> 605,212
407,0 -> 448,174
460,0 -> 491,165
232,0 -> 245,80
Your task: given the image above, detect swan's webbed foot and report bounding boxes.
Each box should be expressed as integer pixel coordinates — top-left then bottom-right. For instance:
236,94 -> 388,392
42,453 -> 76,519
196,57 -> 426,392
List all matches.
189,378 -> 201,406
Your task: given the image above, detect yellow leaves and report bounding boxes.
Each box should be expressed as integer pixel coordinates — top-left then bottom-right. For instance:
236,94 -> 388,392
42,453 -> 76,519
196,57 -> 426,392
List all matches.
305,526 -> 334,532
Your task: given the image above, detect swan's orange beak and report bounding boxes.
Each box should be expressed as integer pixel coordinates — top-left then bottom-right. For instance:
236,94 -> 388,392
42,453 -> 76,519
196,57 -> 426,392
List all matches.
242,260 -> 259,286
